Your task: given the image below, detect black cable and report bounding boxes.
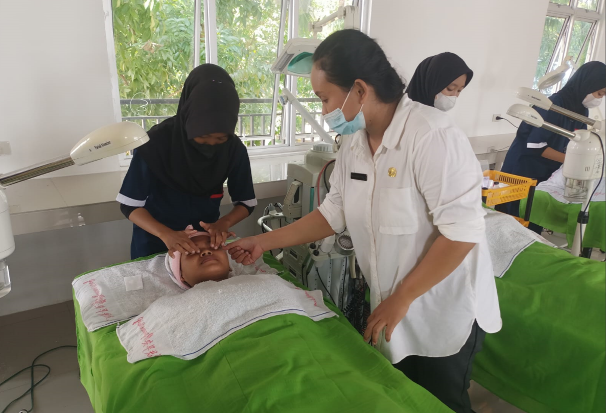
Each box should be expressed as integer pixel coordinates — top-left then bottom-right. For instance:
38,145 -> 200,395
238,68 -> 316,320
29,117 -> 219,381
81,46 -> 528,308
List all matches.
578,131 -> 604,255
315,266 -> 336,305
1,345 -> 77,413
341,257 -> 349,310
496,116 -> 519,129
583,132 -> 603,214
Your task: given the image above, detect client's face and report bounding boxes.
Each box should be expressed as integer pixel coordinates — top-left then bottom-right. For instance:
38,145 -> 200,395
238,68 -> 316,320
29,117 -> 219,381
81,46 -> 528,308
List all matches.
180,235 -> 230,287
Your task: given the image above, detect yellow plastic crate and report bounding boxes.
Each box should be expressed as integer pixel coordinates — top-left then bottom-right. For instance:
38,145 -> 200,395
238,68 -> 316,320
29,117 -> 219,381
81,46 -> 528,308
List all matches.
482,171 -> 537,228
482,170 -> 537,206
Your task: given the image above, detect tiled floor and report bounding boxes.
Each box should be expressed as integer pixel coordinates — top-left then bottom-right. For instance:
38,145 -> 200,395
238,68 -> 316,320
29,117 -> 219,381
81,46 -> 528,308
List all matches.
0,301 -> 524,413
541,231 -> 606,261
0,302 -> 93,413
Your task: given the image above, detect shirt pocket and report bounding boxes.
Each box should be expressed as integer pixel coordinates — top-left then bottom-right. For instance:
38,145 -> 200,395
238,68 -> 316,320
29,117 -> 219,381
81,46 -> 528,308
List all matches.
379,187 -> 418,235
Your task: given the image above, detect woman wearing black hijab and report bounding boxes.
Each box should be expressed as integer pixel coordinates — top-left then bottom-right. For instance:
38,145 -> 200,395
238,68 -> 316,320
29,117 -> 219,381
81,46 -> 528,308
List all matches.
117,64 -> 256,259
406,52 -> 474,111
499,61 -> 606,230
501,61 -> 606,184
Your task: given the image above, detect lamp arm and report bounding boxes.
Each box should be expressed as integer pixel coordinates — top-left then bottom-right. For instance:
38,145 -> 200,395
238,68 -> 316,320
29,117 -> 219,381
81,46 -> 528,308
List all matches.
0,156 -> 74,188
547,104 -> 597,127
282,89 -> 334,145
541,122 -> 577,140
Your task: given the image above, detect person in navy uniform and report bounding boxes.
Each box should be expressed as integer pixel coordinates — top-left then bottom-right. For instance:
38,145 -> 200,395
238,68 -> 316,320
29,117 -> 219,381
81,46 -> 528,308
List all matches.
499,61 -> 606,232
117,64 -> 256,259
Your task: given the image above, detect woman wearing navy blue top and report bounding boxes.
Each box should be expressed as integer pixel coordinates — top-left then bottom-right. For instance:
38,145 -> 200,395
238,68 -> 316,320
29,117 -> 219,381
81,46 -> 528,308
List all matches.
499,61 -> 606,228
117,64 -> 256,260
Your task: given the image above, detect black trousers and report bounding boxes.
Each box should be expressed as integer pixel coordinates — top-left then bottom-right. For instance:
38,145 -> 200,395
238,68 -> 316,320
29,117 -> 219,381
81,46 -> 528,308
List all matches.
393,321 -> 486,413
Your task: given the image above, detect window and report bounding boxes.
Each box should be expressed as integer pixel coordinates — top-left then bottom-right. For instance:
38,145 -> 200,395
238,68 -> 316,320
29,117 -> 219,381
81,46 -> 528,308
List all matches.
294,0 -> 346,144
535,16 -> 567,91
533,0 -> 603,92
112,0 -> 201,121
110,0 -> 358,161
216,0 -> 283,147
577,0 -> 600,10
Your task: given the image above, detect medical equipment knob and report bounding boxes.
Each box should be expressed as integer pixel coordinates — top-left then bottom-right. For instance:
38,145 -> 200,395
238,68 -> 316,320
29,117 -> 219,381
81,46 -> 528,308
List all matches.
310,243 -> 317,250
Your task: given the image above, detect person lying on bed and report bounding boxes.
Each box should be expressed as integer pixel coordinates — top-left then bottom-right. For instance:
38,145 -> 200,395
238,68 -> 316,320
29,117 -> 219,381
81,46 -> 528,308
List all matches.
166,227 -> 232,289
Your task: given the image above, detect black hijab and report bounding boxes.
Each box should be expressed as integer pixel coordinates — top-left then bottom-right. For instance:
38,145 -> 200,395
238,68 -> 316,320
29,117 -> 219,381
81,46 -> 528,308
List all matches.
552,61 -> 606,115
406,52 -> 474,107
138,64 -> 241,196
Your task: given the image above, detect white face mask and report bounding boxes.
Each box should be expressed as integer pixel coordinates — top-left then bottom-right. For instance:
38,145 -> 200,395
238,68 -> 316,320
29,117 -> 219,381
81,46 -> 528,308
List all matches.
582,93 -> 603,109
434,92 -> 457,112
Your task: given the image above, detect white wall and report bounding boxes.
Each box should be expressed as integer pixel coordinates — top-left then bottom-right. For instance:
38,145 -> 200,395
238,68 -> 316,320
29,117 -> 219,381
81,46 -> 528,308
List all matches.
0,0 -> 122,178
369,0 -> 550,139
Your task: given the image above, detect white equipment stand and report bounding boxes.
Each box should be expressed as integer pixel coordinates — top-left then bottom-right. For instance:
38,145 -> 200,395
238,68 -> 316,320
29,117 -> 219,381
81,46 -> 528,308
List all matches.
0,122 -> 148,298
507,100 -> 604,258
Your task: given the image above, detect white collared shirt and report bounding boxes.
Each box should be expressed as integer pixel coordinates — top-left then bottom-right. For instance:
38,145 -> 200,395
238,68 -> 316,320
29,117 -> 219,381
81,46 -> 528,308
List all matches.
318,96 -> 502,363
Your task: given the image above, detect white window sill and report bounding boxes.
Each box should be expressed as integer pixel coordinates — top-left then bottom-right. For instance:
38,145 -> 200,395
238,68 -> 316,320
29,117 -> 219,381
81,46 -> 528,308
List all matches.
5,152 -> 304,235
118,144 -> 313,168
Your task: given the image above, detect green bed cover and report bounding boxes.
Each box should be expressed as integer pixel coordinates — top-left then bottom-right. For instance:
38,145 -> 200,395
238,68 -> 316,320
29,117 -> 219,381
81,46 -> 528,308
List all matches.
73,253 -> 449,413
472,242 -> 606,413
520,191 -> 605,250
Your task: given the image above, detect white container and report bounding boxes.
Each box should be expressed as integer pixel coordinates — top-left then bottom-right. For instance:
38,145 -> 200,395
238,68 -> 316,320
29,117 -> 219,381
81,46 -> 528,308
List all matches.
0,259 -> 10,299
0,189 -> 15,298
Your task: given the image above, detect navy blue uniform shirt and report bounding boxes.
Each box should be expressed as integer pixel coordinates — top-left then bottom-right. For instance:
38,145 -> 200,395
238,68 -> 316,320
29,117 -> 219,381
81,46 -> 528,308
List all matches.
118,146 -> 256,259
501,94 -> 588,182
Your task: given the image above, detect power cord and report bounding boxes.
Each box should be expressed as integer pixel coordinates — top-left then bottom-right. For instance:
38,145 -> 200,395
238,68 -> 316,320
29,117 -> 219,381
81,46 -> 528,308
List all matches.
0,345 -> 77,413
495,116 -> 519,129
578,131 -> 604,257
340,257 -> 347,310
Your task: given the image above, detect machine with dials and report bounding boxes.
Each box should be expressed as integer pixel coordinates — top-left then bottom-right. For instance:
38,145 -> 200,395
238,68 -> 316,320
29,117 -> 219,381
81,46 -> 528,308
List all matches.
258,139 -> 357,310
0,122 -> 149,298
257,6 -> 362,311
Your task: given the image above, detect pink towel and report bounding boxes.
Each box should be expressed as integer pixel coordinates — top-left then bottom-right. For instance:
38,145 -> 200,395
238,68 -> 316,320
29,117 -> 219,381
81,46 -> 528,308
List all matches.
167,225 -> 208,290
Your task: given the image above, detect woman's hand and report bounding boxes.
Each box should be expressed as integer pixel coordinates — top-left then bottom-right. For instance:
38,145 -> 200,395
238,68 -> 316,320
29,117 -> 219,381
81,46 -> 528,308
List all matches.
224,236 -> 264,265
199,220 -> 236,249
160,228 -> 200,258
364,290 -> 412,346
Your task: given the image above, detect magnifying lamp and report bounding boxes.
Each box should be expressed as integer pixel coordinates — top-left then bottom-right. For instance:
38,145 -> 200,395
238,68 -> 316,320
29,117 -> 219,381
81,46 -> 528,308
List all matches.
271,38 -> 321,78
507,104 -> 604,256
515,87 -> 601,130
271,37 -> 333,145
537,61 -> 572,90
507,103 -> 576,138
0,121 -> 149,298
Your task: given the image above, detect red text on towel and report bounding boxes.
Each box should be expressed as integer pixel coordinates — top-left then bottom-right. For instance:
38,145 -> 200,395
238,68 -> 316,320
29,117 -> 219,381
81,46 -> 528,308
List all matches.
132,316 -> 161,358
83,279 -> 113,320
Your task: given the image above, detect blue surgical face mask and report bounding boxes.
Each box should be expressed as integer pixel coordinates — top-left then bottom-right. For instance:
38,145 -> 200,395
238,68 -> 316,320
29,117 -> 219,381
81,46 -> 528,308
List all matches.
323,88 -> 365,135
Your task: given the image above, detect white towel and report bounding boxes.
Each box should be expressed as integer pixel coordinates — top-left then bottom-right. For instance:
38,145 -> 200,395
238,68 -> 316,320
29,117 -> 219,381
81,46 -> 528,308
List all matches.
74,254 -> 279,332
537,166 -> 605,204
484,208 -> 556,277
73,255 -> 183,332
116,274 -> 337,363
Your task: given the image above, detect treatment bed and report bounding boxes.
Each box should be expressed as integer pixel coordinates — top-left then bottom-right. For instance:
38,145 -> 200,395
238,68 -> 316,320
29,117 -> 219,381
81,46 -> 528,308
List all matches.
73,254 -> 448,413
519,166 -> 605,250
74,215 -> 605,413
472,241 -> 605,413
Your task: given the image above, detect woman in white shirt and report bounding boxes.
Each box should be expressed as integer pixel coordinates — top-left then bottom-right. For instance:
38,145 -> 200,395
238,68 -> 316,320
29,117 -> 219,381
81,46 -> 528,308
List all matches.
226,30 -> 501,413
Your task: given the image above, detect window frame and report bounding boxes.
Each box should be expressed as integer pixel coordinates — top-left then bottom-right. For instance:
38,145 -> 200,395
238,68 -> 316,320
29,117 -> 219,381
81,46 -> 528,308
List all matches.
109,0 -> 368,163
540,0 -> 604,91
